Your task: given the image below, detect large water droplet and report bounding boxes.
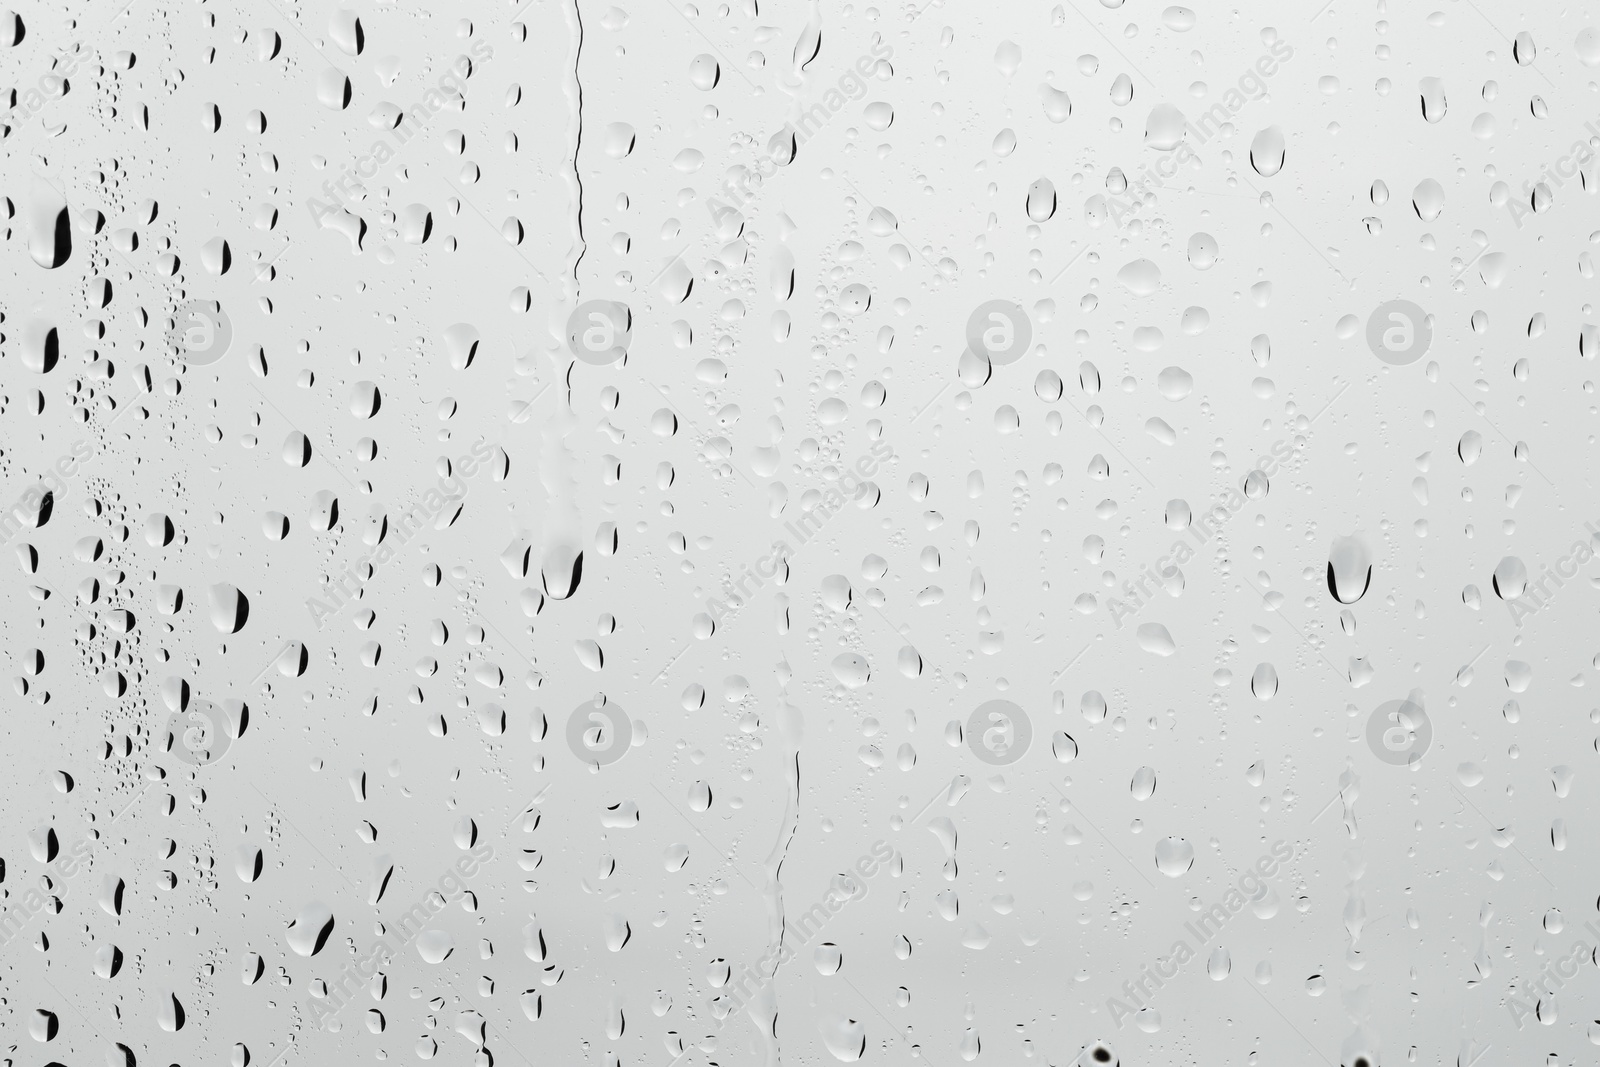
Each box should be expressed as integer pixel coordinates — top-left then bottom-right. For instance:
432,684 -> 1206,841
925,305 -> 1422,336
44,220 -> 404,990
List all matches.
1026,178 -> 1057,222
1117,258 -> 1161,295
1578,27 -> 1600,66
994,40 -> 1022,77
1040,83 -> 1072,122
317,67 -> 353,109
27,179 -> 71,269
1249,126 -> 1285,176
1412,178 -> 1445,221
1145,103 -> 1186,150
286,902 -> 335,956
207,583 -> 250,633
831,653 -> 871,689
1492,557 -> 1528,599
1136,623 -> 1176,656
1154,836 -> 1194,877
1419,77 -> 1447,122
818,1015 -> 867,1062
687,52 -> 721,91
1250,663 -> 1278,700
814,943 -> 843,975
1327,534 -> 1372,604
328,9 -> 364,55
543,544 -> 583,600
1513,31 -> 1536,66
443,322 -> 480,369
19,319 -> 59,373
416,929 -> 455,964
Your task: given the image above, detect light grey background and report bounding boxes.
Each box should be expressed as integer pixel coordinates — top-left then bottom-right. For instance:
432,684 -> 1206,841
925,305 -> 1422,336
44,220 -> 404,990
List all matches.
2,0 -> 1596,1065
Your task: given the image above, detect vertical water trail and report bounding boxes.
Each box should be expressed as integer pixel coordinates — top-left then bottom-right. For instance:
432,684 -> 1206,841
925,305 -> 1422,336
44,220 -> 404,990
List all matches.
776,0 -> 822,99
543,0 -> 586,602
1336,760 -> 1360,840
748,698 -> 805,1066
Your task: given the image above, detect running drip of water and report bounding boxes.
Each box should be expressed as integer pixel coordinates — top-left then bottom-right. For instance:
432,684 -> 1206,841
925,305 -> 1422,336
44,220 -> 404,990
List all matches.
543,0 -> 587,602
777,0 -> 822,98
750,698 -> 805,1066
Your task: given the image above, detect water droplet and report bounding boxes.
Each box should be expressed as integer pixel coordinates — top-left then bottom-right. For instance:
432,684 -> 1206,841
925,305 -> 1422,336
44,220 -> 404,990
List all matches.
1136,623 -> 1176,657
1154,836 -> 1193,876
26,179 -> 71,269
1412,178 -> 1445,221
994,40 -> 1022,77
1026,178 -> 1057,222
1250,663 -> 1278,700
688,53 -> 720,90
1328,534 -> 1372,604
1249,126 -> 1285,176
1419,77 -> 1448,123
818,1015 -> 867,1061
1041,83 -> 1072,122
1145,103 -> 1186,150
1513,31 -> 1536,66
